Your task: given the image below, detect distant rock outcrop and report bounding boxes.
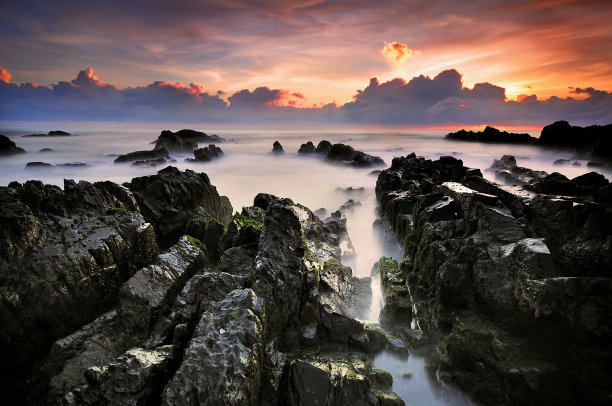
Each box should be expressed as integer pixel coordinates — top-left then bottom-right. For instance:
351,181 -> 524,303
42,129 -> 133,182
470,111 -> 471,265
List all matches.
298,140 -> 385,167
272,140 -> 284,154
153,129 -> 225,152
23,130 -> 71,137
446,126 -> 537,144
187,144 -> 224,162
0,134 -> 26,155
114,147 -> 170,163
537,120 -> 612,161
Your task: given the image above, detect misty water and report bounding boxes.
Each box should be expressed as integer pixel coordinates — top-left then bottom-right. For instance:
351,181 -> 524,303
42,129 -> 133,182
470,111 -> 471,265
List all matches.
2,123 -> 611,405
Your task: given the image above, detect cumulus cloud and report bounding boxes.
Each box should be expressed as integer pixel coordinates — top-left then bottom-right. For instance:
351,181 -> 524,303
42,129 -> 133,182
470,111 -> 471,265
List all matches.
381,41 -> 415,63
1,66 -> 611,126
228,87 -> 306,107
0,67 -> 11,83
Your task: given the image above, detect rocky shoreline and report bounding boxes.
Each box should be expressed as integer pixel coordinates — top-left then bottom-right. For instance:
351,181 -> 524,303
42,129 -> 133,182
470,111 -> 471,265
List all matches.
1,167 -> 406,405
376,153 -> 611,405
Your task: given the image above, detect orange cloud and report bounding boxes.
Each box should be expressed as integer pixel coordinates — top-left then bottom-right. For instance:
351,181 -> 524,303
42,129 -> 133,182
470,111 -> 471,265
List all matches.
381,41 -> 414,63
158,81 -> 207,95
0,66 -> 11,83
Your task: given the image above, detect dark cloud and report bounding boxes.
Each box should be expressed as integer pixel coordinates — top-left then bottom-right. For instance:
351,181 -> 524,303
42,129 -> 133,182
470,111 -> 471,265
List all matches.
1,66 -> 611,126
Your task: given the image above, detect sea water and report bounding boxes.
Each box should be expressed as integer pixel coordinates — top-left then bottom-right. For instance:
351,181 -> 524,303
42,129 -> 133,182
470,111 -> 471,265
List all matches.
1,123 -> 609,405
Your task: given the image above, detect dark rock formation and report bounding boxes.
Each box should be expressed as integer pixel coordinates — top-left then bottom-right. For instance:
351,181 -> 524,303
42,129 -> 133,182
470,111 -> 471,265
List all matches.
298,141 -> 316,154
446,126 -> 537,144
24,130 -> 72,137
0,134 -> 26,155
114,147 -> 169,163
375,258 -> 412,332
10,185 -> 401,404
272,140 -> 284,154
124,166 -> 232,249
188,144 -> 224,162
131,157 -> 167,167
155,129 -> 225,149
26,161 -> 52,167
486,155 -> 547,185
39,148 -> 54,152
298,140 -> 385,167
537,121 -> 612,161
58,162 -> 87,167
375,153 -> 612,405
0,179 -> 159,400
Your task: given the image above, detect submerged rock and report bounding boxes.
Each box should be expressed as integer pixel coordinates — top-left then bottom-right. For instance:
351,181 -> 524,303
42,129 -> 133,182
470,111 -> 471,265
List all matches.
24,130 -> 72,137
25,161 -> 52,167
0,134 -> 26,155
298,140 -> 385,167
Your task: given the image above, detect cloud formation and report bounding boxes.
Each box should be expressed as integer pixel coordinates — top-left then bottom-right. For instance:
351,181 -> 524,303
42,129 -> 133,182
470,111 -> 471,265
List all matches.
1,66 -> 611,126
0,67 -> 10,83
381,42 -> 415,63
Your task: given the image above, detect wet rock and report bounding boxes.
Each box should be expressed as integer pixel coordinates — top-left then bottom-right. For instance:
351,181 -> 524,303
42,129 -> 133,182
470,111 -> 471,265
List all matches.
218,246 -> 255,275
327,143 -> 385,167
370,369 -> 393,389
253,192 -> 278,211
319,259 -> 372,320
115,147 -> 169,163
487,155 -> 547,185
446,126 -> 537,144
377,257 -> 412,332
272,140 -> 284,154
161,289 -> 263,405
124,166 -> 232,249
0,178 -> 159,401
283,357 -> 379,406
374,389 -> 405,406
376,152 -> 612,405
0,134 -> 26,155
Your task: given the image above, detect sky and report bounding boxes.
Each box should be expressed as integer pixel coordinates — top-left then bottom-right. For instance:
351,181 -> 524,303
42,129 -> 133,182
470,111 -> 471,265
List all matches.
1,0 -> 612,126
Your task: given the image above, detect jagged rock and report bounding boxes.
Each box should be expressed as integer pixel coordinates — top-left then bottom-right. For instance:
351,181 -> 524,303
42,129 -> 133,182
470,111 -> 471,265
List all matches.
373,389 -> 405,406
161,289 -> 264,405
319,259 -> 372,320
377,257 -> 412,332
39,237 -> 204,404
124,166 -> 232,249
487,155 -> 547,185
283,357 -> 379,406
445,126 -> 537,144
0,134 -> 26,155
0,179 -> 159,401
189,144 -> 224,162
115,147 -> 169,163
272,140 -> 284,154
253,192 -> 278,211
375,152 -> 612,405
327,143 -> 385,167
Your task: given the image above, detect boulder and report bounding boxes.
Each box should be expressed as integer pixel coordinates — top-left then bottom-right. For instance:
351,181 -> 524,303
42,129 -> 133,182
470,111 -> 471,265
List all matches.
114,147 -> 169,163
0,179 -> 159,401
124,166 -> 232,249
298,141 -> 316,154
272,140 -> 284,154
189,144 -> 224,162
0,134 -> 26,155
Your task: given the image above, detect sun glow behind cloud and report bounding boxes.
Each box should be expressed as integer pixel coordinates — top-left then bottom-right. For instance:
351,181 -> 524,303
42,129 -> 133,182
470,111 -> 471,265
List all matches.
381,42 -> 416,63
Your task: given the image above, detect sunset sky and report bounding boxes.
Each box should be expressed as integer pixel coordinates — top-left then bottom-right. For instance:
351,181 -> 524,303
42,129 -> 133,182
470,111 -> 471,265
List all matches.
1,0 -> 612,125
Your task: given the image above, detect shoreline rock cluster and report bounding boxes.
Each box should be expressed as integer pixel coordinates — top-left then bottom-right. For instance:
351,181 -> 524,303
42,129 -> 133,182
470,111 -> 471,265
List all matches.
375,153 -> 611,405
298,140 -> 385,167
446,121 -> 612,164
1,167 -> 405,405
